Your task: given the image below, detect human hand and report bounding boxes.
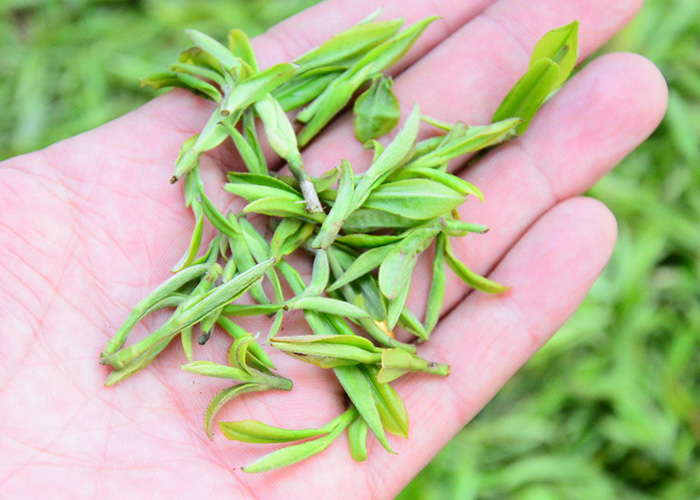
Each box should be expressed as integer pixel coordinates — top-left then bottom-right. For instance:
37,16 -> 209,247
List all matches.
0,0 -> 667,498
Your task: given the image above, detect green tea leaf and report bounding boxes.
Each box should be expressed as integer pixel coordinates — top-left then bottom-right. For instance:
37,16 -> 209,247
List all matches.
393,167 -> 485,202
140,72 -> 221,102
104,341 -> 169,386
335,233 -> 403,248
273,334 -> 379,350
334,366 -> 395,453
217,317 -> 275,370
304,249 -> 330,297
271,335 -> 381,368
171,202 -> 205,272
199,190 -> 240,239
343,208 -> 423,233
352,104 -> 421,209
397,306 -> 429,341
287,297 -> 369,319
379,226 -> 440,300
386,278 -> 410,331
530,21 -> 579,89
443,219 -> 490,236
327,244 -> 395,292
220,121 -> 264,175
274,66 -> 344,111
377,349 -> 450,383
228,231 -> 270,305
221,63 -> 297,116
177,46 -> 222,73
363,365 -> 409,438
327,247 -> 389,323
180,327 -> 193,362
297,79 -> 356,146
254,94 -> 302,161
492,58 -> 561,135
228,335 -> 255,373
363,179 -> 465,220
407,118 -> 521,169
242,109 -> 268,174
178,259 -> 275,324
171,62 -> 225,86
101,263 -> 210,357
313,160 -> 355,249
295,19 -> 403,71
425,232 -> 446,334
348,17 -> 438,83
222,303 -> 283,316
226,172 -> 301,195
269,218 -> 303,258
224,182 -> 302,203
354,75 -> 401,143
277,222 -> 315,258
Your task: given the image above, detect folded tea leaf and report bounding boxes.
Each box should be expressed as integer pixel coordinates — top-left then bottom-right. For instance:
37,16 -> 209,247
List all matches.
492,58 -> 561,135
185,29 -> 241,71
354,75 -> 401,143
363,365 -> 409,438
529,21 -> 579,89
219,419 -> 331,444
313,160 -> 355,249
228,28 -> 258,72
379,226 -> 440,300
444,238 -> 510,294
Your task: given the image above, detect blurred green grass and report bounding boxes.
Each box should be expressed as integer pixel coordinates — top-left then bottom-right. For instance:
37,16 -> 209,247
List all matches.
2,1 -> 698,498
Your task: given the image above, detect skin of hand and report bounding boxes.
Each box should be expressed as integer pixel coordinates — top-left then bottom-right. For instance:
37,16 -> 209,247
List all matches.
0,0 -> 667,498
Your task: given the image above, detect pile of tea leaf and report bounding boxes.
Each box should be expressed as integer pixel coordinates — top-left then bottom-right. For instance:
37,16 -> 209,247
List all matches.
100,13 -> 579,472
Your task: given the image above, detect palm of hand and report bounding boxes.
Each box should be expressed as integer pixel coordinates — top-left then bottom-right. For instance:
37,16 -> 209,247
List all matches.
0,0 -> 665,498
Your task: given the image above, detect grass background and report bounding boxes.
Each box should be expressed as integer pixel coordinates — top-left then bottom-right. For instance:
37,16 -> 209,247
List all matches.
1,1 -> 698,498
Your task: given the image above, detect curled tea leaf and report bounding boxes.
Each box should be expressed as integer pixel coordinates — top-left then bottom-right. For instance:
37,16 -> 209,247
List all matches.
204,383 -> 268,440
242,408 -> 356,473
348,416 -> 369,462
444,238 -> 510,294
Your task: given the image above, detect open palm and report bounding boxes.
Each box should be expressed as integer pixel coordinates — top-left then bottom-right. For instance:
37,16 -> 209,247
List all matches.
0,0 -> 666,498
